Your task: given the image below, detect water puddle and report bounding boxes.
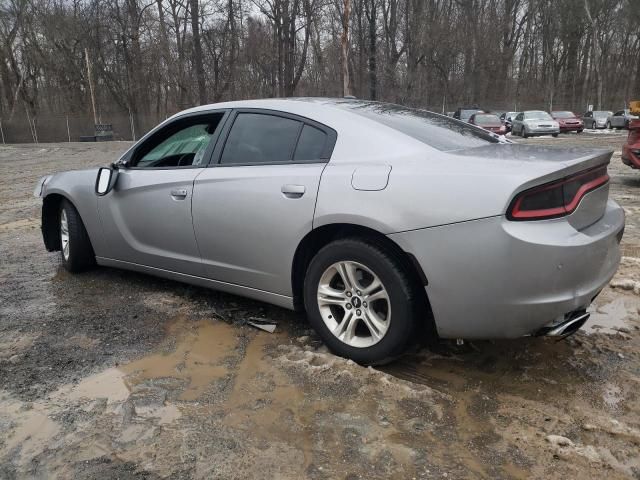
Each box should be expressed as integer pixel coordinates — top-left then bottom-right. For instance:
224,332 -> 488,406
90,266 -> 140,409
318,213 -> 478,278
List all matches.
121,318 -> 239,401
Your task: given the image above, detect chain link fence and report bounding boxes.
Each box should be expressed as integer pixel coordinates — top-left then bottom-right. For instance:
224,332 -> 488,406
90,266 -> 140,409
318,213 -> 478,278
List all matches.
0,111 -> 168,144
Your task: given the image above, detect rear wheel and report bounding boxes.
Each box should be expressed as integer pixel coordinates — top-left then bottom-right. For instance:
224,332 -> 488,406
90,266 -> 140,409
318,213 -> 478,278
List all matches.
59,200 -> 95,272
303,238 -> 418,365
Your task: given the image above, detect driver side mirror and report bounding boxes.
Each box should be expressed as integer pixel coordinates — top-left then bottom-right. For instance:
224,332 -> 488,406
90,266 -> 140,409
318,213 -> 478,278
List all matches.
95,167 -> 119,196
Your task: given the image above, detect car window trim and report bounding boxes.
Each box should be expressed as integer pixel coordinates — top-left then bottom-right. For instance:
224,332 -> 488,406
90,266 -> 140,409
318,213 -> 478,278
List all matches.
209,108 -> 337,167
125,109 -> 232,171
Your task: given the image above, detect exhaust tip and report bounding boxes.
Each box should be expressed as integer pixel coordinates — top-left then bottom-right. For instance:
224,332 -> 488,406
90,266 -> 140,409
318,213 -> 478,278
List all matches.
537,312 -> 590,338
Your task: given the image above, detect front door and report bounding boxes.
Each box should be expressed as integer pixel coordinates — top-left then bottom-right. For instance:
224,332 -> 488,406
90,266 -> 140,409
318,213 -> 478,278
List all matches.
192,110 -> 336,296
98,112 -> 227,275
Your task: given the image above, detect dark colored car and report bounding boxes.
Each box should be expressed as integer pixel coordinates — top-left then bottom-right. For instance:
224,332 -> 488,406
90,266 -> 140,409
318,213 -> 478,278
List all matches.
453,107 -> 485,123
622,119 -> 640,169
469,113 -> 506,135
499,112 -> 519,132
551,111 -> 584,133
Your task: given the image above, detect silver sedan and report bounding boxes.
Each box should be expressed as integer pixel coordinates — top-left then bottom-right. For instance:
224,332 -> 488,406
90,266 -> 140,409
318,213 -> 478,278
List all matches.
36,98 -> 624,364
511,110 -> 560,137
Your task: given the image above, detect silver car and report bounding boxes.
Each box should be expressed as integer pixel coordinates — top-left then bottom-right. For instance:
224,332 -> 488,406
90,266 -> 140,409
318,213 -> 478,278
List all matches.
606,109 -> 639,130
511,111 -> 560,138
36,99 -> 624,364
583,110 -> 613,129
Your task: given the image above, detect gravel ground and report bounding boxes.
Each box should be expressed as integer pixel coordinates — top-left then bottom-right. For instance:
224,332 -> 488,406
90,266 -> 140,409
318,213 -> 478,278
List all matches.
1,132 -> 639,479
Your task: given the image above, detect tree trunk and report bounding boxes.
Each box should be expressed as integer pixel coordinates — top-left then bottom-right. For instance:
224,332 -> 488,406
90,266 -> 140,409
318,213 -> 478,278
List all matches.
342,0 -> 352,97
190,0 -> 207,105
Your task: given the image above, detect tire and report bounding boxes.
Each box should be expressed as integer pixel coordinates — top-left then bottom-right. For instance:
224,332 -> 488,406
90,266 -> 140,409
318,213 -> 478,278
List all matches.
59,199 -> 96,272
522,127 -> 529,138
577,129 -> 583,134
303,238 -> 418,365
606,121 -> 611,130
552,133 -> 558,138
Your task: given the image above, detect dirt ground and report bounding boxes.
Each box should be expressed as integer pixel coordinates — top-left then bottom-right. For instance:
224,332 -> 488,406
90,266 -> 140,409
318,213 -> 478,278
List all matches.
1,132 -> 639,479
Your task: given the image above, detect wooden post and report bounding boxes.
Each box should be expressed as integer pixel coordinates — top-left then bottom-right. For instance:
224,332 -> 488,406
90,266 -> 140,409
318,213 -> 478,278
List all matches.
129,110 -> 136,141
341,0 -> 352,97
0,120 -> 5,144
85,48 -> 98,126
66,115 -> 71,142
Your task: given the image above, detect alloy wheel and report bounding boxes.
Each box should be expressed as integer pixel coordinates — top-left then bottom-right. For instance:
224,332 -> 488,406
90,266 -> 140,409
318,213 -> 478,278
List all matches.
60,210 -> 70,261
316,261 -> 391,348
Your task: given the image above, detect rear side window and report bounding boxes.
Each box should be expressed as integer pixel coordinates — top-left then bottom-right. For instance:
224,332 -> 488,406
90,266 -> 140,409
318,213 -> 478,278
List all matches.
220,113 -> 301,164
334,101 -> 498,151
294,125 -> 327,161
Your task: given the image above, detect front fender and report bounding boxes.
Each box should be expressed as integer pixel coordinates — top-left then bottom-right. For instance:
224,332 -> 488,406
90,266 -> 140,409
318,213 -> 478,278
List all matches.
41,169 -> 107,256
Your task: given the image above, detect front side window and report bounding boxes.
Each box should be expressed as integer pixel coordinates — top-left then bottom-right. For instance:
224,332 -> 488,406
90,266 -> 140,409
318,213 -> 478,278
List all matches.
134,115 -> 224,168
220,113 -> 302,164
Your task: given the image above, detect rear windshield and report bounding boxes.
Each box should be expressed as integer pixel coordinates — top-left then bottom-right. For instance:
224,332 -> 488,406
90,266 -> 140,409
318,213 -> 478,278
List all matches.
474,114 -> 501,126
525,111 -> 552,120
552,111 -> 575,118
331,101 -> 499,151
460,109 -> 483,120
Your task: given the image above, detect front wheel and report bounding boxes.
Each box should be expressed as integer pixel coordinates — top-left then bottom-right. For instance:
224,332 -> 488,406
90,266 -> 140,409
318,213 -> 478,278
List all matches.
303,238 -> 418,365
552,133 -> 559,138
577,129 -> 583,134
606,121 -> 611,130
522,127 -> 529,138
59,200 -> 96,272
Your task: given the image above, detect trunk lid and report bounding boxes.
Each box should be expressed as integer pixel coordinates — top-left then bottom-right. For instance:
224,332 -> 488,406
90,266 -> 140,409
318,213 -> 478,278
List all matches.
452,144 -> 613,229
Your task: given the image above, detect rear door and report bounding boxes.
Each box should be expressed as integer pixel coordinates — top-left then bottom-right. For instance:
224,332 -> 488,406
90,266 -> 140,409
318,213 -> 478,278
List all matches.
192,109 -> 336,296
98,111 -> 228,275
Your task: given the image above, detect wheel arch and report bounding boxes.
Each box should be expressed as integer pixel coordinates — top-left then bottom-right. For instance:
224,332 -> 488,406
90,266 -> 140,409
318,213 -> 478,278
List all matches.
42,193 -> 71,251
291,223 -> 433,326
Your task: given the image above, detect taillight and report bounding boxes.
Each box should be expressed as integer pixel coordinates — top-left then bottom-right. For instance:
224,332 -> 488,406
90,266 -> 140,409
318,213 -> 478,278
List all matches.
507,165 -> 609,221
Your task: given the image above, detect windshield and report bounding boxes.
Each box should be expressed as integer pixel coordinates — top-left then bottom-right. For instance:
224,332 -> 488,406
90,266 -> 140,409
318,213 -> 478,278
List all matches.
330,101 -> 499,151
593,111 -> 611,118
525,111 -> 552,120
474,114 -> 501,127
552,111 -> 575,119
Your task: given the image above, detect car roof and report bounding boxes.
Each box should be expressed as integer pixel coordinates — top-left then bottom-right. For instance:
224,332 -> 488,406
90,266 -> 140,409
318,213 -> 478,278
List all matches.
167,98 -> 436,160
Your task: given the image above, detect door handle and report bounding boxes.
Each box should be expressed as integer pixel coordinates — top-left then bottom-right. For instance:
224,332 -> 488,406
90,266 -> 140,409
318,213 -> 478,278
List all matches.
170,188 -> 188,199
281,184 -> 306,198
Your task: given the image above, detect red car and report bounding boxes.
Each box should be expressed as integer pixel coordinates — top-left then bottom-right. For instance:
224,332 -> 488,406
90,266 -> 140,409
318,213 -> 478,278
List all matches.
622,119 -> 640,169
551,111 -> 584,133
468,113 -> 506,134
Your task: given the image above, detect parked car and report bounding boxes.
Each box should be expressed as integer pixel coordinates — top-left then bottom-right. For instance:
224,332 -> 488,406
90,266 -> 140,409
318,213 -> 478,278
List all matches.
469,113 -> 506,134
583,110 -> 612,129
453,107 -> 485,122
511,111 -> 560,138
622,119 -> 640,169
499,111 -> 519,132
606,109 -> 639,130
35,98 -> 624,364
551,111 -> 584,133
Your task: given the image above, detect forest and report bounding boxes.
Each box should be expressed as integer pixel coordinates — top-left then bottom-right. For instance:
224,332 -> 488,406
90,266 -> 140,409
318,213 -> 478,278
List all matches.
0,0 -> 638,140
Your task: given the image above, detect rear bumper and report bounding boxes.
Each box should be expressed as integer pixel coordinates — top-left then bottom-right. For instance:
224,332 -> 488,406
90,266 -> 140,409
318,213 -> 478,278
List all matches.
389,199 -> 624,339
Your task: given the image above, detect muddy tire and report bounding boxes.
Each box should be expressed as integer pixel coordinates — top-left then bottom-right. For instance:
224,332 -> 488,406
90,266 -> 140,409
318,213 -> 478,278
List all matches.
303,238 -> 418,365
59,199 -> 95,272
